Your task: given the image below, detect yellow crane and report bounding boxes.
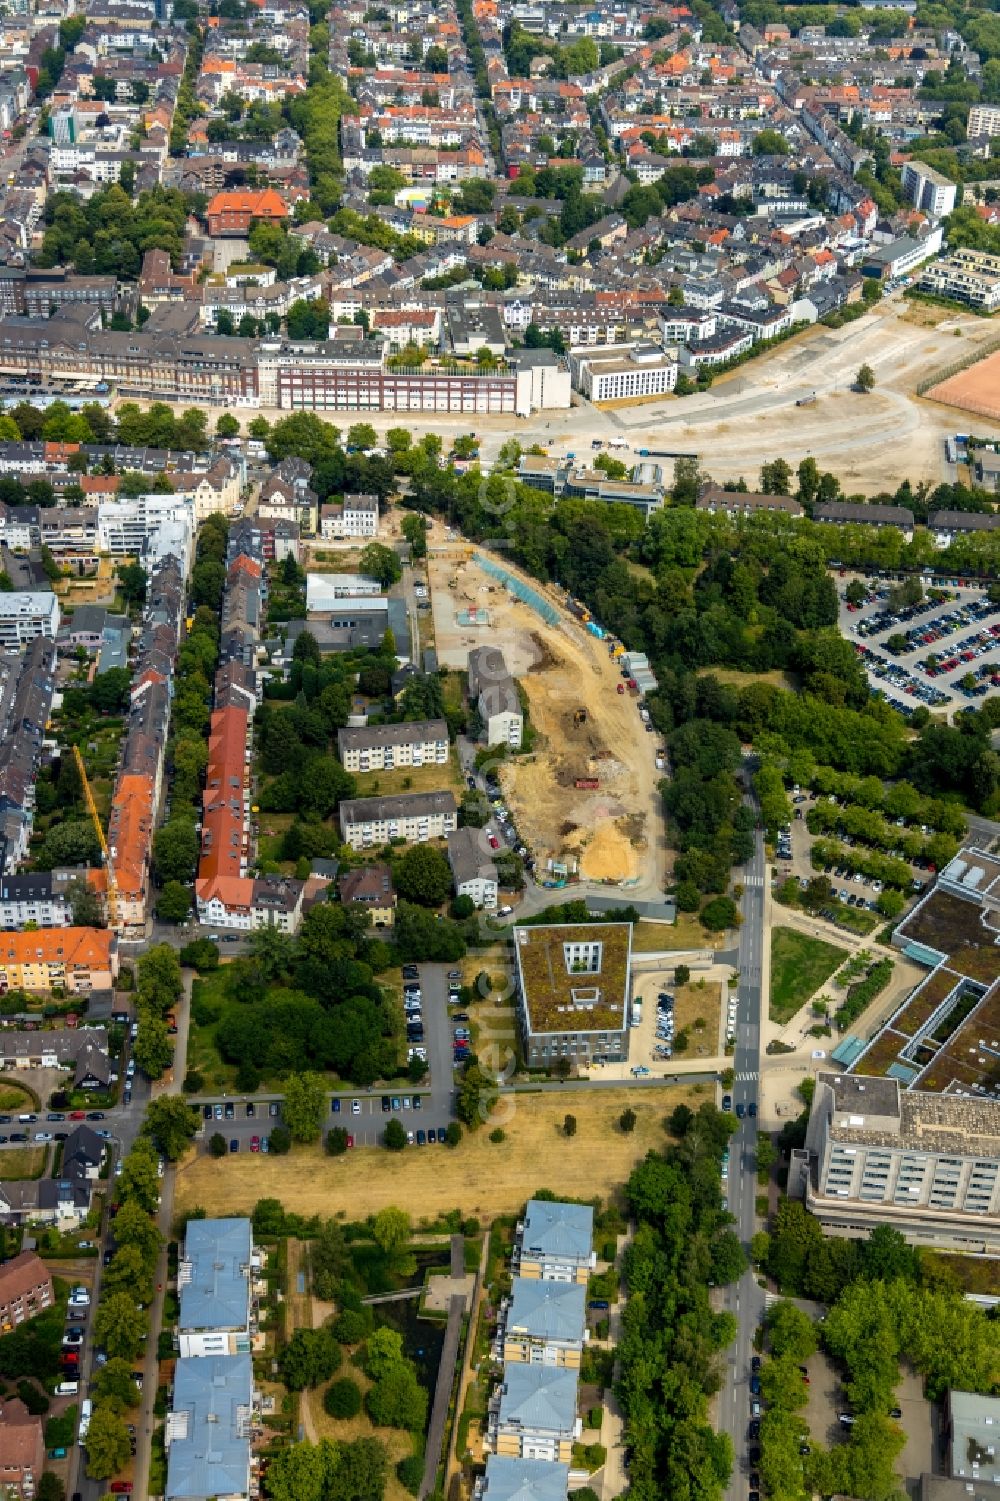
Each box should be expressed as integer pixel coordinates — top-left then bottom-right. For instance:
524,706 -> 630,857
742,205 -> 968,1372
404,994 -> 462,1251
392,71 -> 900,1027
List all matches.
72,745 -> 120,932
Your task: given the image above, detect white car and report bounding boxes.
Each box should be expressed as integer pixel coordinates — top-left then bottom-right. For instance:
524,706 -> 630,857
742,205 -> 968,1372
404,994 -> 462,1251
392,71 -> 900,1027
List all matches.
352,1100 -> 361,1115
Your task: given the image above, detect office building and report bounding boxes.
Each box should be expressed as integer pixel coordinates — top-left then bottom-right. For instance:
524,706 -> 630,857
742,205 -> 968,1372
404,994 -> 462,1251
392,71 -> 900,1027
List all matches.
900,160 -> 957,217
512,923 -> 632,1069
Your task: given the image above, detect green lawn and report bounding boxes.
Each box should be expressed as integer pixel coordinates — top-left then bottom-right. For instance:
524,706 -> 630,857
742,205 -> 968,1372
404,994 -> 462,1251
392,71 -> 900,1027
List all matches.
770,927 -> 848,1024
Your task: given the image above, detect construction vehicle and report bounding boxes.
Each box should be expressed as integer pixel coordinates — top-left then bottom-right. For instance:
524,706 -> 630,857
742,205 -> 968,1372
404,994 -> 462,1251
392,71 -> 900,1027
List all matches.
575,778 -> 599,789
73,746 -> 119,932
573,708 -> 587,725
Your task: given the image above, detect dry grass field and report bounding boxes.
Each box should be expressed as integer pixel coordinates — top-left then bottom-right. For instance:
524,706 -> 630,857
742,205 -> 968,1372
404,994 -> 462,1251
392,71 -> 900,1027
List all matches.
175,1085 -> 703,1222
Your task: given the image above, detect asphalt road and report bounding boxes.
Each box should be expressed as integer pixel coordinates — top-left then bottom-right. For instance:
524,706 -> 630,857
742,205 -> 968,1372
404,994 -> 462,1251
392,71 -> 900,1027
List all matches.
719,793 -> 768,1501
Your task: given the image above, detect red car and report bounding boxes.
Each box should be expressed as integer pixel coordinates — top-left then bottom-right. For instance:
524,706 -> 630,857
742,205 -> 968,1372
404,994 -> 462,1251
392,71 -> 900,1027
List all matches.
110,1484 -> 134,1494
68,1111 -> 86,1120
250,1136 -> 260,1152
488,834 -> 500,850
346,1134 -> 355,1149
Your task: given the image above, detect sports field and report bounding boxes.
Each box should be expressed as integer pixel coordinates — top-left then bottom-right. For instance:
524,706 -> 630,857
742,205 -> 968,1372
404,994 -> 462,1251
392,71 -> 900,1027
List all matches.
926,346 -> 1000,421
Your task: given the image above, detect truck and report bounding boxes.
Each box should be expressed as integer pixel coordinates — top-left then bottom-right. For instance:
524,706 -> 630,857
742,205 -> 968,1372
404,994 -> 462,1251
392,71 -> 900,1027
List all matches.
586,621 -> 605,639
617,683 -> 625,694
796,391 -> 817,407
639,707 -> 651,723
628,680 -> 640,696
575,778 -> 600,789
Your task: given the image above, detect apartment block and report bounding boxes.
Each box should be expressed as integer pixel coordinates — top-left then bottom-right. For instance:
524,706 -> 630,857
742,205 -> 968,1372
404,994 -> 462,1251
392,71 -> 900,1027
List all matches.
0,591 -> 59,649
165,1355 -> 256,1501
917,248 -> 1000,313
900,160 -> 956,217
513,1199 -> 595,1284
488,1365 -> 580,1462
0,928 -> 117,995
792,1073 -> 1000,1251
337,719 -> 448,774
968,104 -> 1000,138
177,1218 -> 258,1358
0,1252 -> 52,1333
498,1277 -> 588,1368
475,1455 -> 569,1501
338,791 -> 458,851
0,1398 -> 44,1500
468,646 -> 523,749
512,923 -> 632,1069
572,346 -> 677,401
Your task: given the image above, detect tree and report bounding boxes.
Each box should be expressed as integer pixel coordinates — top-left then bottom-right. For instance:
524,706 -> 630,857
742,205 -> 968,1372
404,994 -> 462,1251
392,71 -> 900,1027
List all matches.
760,458 -> 792,495
210,1131 -> 227,1158
348,423 -> 378,451
857,363 -> 875,393
68,878 -> 104,929
384,1119 -> 406,1150
325,1378 -> 362,1418
366,1362 -> 428,1432
136,944 -> 183,1016
563,1113 -> 577,1137
326,1126 -> 349,1155
269,1124 -> 292,1154
766,1300 -> 818,1361
144,1095 -> 197,1160
155,880 -> 191,924
359,542 -> 402,588
282,1072 -> 327,1142
373,1207 -> 411,1257
753,128 -> 790,154
102,1243 -> 154,1305
394,844 -> 452,906
117,1140 -> 161,1214
93,1292 -> 148,1362
445,1122 -> 462,1146
710,1229 -> 747,1284
619,1107 -> 637,1133
133,1016 -> 173,1079
216,413 -> 240,438
154,820 -> 199,885
112,1198 -> 163,1262
674,964 -> 691,985
84,1403 -> 132,1480
280,1327 -> 342,1390
38,1472 -> 66,1501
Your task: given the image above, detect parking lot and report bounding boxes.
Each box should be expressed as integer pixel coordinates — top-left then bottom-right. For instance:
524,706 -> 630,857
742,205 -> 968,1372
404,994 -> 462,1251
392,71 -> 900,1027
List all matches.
628,965 -> 726,1072
773,801 -> 917,927
839,583 -> 1000,719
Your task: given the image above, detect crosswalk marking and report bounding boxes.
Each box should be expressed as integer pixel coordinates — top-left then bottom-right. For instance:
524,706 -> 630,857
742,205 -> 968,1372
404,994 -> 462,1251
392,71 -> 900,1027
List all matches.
735,1071 -> 758,1082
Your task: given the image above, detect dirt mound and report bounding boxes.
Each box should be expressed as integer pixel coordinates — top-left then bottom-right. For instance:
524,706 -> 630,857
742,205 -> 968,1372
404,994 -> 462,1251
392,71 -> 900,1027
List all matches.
526,631 -> 560,673
577,819 -> 640,881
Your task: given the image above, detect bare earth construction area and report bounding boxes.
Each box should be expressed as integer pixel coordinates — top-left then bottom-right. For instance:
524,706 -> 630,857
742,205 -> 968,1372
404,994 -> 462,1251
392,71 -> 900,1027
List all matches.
925,342 -> 1000,422
429,543 -> 666,893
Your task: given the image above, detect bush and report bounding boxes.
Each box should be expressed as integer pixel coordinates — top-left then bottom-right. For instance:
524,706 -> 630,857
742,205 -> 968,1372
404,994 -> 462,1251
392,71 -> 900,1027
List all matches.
384,1120 -> 406,1151
324,1378 -> 362,1419
445,1122 -> 462,1147
397,1453 -> 425,1494
183,1069 -> 204,1094
269,1124 -> 291,1155
18,1380 -> 48,1415
489,1128 -> 505,1143
326,1127 -> 349,1156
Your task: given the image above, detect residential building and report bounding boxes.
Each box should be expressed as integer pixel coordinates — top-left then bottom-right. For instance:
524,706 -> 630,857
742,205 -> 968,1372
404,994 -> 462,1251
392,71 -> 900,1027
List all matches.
468,646 -> 523,749
968,104 -> 1000,139
512,922 -> 631,1068
338,863 -> 397,927
318,494 -> 379,540
513,1199 -> 595,1283
863,228 -> 944,281
338,791 -> 458,850
813,500 -> 914,540
901,160 -> 957,217
0,1251 -> 52,1333
475,1455 -> 569,1501
791,1072 -> 1000,1251
0,1398 -> 44,1499
928,509 -> 1000,544
337,719 -> 449,773
0,589 -> 59,649
0,1027 -> 110,1084
488,1365 -> 580,1462
0,870 -> 93,929
0,928 -> 117,995
499,1277 -> 587,1367
165,1355 -> 255,1501
447,826 -> 499,910
917,248 -> 1000,313
177,1217 -> 257,1358
697,482 -> 804,519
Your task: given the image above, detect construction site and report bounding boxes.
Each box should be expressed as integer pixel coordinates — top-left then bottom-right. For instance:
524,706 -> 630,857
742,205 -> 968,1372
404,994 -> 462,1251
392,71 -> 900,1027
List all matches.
428,534 -> 667,894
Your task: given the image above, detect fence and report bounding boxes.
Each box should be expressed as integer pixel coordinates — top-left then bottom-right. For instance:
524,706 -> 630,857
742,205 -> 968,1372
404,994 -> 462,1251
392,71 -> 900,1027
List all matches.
916,332 -> 1000,397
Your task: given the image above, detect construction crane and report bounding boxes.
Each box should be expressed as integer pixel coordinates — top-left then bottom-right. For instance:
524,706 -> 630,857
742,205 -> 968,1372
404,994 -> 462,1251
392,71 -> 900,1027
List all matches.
72,745 -> 120,932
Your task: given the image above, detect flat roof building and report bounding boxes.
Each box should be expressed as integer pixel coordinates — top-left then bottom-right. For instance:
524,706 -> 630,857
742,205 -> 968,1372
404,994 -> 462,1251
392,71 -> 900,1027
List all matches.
512,922 -> 632,1069
948,1392 -> 1000,1485
488,1364 -> 580,1463
793,1073 -> 1000,1251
